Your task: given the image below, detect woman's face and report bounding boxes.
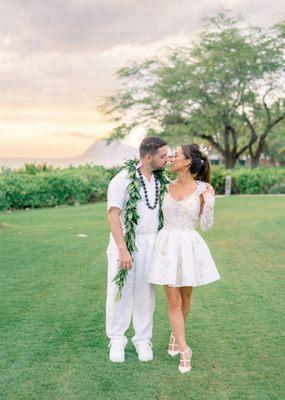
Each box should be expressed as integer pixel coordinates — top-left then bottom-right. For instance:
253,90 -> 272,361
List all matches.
169,146 -> 191,173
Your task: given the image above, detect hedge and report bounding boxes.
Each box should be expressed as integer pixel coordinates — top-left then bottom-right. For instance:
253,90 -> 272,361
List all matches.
211,166 -> 285,195
0,164 -> 284,211
0,165 -> 121,211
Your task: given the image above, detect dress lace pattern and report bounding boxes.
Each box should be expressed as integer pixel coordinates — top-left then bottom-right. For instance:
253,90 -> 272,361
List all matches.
163,181 -> 215,232
148,180 -> 221,287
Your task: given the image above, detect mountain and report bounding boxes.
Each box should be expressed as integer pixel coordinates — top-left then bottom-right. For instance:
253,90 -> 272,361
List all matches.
79,139 -> 138,166
0,139 -> 139,169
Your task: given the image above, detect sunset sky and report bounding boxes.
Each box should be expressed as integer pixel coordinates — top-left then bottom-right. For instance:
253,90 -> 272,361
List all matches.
1,0 -> 284,158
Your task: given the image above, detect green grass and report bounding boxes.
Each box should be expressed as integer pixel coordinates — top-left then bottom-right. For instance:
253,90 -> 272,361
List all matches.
0,196 -> 284,400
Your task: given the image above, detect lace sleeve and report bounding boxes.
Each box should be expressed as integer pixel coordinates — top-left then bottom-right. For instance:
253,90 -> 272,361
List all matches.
200,192 -> 215,231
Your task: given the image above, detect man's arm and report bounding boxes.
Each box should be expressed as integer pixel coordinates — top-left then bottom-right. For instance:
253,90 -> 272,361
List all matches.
107,207 -> 133,270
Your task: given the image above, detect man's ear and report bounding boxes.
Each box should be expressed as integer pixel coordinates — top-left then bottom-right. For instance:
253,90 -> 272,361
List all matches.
145,154 -> 152,163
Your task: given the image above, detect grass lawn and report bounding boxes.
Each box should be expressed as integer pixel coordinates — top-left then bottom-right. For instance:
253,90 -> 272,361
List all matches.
0,196 -> 284,400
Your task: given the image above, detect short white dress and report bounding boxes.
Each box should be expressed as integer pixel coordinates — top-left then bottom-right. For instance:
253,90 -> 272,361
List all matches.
148,181 -> 220,287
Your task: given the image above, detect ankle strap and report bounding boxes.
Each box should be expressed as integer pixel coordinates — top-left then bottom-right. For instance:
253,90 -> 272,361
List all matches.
180,347 -> 190,355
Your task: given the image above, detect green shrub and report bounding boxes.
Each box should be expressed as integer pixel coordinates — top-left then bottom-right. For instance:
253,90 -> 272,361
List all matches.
0,164 -> 116,211
232,167 -> 285,194
268,183 -> 285,194
0,164 -> 284,211
211,166 -> 227,194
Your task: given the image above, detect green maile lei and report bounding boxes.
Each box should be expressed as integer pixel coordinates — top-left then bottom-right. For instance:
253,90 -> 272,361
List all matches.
113,158 -> 170,302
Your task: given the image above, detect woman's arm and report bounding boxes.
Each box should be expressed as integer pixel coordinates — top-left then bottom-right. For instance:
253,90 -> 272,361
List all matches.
199,184 -> 215,231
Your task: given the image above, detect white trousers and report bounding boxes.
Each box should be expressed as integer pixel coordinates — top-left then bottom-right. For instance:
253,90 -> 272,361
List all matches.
106,233 -> 156,347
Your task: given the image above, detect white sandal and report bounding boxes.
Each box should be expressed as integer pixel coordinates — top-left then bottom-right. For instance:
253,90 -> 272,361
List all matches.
178,347 -> 192,374
168,333 -> 180,356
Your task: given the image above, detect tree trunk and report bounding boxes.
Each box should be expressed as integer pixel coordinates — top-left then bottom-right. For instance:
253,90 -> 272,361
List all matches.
224,154 -> 237,169
249,133 -> 267,168
250,156 -> 260,168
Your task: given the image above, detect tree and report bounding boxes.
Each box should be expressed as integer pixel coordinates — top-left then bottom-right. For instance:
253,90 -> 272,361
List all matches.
103,11 -> 285,169
263,118 -> 285,166
245,21 -> 285,167
246,98 -> 285,167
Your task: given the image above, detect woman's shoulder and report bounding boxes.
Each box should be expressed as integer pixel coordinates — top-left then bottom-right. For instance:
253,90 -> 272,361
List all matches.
197,180 -> 213,187
196,180 -> 207,190
196,180 -> 214,195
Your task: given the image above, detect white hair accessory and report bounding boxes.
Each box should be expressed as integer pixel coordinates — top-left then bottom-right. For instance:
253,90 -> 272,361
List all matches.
199,144 -> 209,156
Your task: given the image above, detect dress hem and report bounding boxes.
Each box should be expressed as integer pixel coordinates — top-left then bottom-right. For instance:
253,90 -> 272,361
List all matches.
148,276 -> 220,287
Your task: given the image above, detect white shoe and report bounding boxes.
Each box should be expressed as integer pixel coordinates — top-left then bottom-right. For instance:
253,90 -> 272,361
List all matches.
135,340 -> 153,361
109,341 -> 125,363
178,347 -> 192,374
168,333 -> 180,357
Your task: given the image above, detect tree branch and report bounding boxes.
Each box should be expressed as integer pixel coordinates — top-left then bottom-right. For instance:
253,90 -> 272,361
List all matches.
268,110 -> 285,130
263,98 -> 271,127
237,112 -> 258,157
236,133 -> 258,158
242,112 -> 256,137
198,132 -> 226,156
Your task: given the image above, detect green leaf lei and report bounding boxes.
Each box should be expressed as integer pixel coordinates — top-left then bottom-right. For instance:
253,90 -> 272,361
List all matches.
113,158 -> 170,302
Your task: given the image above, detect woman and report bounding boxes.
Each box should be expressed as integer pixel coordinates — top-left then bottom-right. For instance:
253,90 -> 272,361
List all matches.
148,143 -> 220,373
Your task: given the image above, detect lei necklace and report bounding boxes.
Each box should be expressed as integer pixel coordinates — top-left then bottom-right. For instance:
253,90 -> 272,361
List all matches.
113,158 -> 170,302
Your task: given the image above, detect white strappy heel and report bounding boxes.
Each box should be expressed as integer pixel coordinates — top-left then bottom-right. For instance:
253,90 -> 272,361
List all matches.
168,333 -> 180,356
178,347 -> 192,374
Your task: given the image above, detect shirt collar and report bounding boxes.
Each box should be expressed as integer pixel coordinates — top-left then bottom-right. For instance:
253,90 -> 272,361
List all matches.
135,161 -> 143,170
135,161 -> 154,183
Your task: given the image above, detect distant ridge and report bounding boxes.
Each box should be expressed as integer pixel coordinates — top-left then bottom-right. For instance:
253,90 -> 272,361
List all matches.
80,139 -> 138,166
0,139 -> 139,169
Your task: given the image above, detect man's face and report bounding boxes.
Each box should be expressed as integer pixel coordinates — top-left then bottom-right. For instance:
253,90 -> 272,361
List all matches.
150,145 -> 169,171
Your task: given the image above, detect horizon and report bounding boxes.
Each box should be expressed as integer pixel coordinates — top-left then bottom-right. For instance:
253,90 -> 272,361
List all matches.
1,0 -> 284,158
1,137 -> 139,161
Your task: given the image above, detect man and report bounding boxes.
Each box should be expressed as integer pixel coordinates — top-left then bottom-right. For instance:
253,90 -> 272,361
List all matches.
106,136 -> 169,362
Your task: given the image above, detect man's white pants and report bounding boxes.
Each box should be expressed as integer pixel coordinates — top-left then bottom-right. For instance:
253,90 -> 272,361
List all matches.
106,232 -> 156,347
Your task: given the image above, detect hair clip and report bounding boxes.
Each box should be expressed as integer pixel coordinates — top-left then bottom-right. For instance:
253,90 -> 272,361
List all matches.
199,144 -> 209,156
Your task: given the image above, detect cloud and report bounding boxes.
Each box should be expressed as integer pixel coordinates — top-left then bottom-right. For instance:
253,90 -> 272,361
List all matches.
51,131 -> 99,140
1,0 -> 203,55
1,1 -> 284,100
1,0 -> 284,157
2,0 -> 284,58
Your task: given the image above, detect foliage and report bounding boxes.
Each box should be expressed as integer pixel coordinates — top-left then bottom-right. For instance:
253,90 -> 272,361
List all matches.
0,164 -> 284,211
268,183 -> 285,194
263,119 -> 285,165
0,164 -> 117,211
232,167 -> 285,194
211,166 -> 285,194
103,11 -> 285,169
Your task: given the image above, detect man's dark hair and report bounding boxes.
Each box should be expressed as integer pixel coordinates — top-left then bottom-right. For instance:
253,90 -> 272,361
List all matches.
139,136 -> 167,158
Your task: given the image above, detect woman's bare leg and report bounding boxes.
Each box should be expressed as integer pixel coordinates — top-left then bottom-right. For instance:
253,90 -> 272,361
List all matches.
181,286 -> 193,321
171,286 -> 193,342
164,285 -> 188,352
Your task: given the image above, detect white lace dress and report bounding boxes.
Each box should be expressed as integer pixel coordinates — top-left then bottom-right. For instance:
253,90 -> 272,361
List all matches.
148,181 -> 221,287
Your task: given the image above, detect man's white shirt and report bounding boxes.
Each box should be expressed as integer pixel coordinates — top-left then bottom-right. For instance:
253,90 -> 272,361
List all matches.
107,167 -> 160,236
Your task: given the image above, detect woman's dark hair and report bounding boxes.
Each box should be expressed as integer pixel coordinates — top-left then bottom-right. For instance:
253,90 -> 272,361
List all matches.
139,136 -> 167,158
181,143 -> 211,183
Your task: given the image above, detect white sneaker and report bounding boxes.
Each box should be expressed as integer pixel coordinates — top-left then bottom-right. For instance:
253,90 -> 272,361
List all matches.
109,341 -> 125,362
135,340 -> 153,361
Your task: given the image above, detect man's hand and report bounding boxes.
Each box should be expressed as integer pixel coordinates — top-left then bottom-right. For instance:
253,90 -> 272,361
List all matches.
108,207 -> 133,270
118,247 -> 133,270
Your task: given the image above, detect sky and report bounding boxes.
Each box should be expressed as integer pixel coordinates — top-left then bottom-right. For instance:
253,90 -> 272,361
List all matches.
1,0 -> 284,158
